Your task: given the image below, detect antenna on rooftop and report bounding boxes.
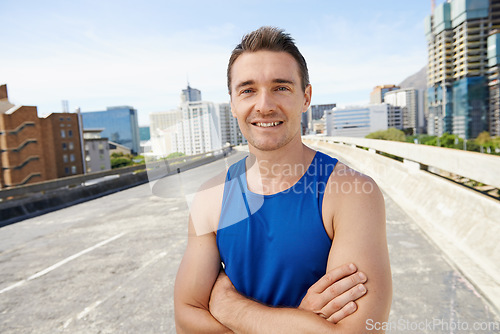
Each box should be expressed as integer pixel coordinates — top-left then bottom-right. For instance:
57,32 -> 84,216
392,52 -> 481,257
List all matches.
431,0 -> 436,15
62,100 -> 69,113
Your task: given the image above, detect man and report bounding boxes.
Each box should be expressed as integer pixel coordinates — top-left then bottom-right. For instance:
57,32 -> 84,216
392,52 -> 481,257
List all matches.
174,26 -> 392,333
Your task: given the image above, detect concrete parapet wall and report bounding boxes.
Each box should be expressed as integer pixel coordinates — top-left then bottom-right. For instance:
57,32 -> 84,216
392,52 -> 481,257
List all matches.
305,138 -> 500,313
0,147 -> 233,226
315,136 -> 500,189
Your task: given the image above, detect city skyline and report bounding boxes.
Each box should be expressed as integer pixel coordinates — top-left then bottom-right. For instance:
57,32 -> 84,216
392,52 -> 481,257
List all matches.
1,0 -> 445,126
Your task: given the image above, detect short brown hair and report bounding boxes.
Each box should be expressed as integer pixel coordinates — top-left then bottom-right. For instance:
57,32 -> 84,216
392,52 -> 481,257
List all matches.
227,26 -> 310,94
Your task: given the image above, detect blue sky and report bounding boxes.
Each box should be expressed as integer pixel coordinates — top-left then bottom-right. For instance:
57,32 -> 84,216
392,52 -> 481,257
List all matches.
1,0 -> 444,125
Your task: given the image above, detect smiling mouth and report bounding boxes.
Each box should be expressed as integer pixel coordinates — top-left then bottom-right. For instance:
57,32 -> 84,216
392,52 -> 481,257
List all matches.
252,121 -> 284,128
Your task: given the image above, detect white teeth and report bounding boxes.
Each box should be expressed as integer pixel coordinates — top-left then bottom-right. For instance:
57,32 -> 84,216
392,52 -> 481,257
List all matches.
255,122 -> 281,127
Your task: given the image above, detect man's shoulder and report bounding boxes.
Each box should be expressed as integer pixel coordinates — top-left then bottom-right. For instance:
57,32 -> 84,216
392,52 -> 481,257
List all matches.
190,169 -> 228,236
326,161 -> 382,202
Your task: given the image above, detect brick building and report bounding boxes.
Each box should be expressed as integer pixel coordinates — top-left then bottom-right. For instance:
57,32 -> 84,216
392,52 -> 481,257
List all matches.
0,84 -> 84,188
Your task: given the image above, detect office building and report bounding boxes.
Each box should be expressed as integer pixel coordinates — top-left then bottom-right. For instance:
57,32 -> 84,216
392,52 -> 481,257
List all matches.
325,104 -> 389,137
176,99 -> 222,155
181,84 -> 202,103
139,126 -> 150,141
370,85 -> 399,104
83,129 -> 111,173
425,0 -> 497,138
149,109 -> 183,156
80,106 -> 140,154
488,32 -> 500,136
302,103 -> 336,134
384,88 -> 424,134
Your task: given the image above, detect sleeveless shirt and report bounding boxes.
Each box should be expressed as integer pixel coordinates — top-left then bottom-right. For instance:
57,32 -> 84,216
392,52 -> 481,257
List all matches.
216,151 -> 338,307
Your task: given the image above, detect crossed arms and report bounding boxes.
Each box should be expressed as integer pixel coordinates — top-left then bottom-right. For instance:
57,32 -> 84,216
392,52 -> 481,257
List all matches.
174,165 -> 392,333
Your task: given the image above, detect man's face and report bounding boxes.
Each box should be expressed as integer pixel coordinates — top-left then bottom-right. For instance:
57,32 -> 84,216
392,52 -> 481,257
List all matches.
229,51 -> 311,152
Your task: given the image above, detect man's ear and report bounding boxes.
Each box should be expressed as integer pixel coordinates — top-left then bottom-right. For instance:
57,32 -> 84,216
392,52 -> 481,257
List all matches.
303,84 -> 312,113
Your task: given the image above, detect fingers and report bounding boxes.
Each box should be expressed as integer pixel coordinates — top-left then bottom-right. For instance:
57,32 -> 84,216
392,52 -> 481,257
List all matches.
321,282 -> 367,320
308,263 -> 358,294
327,301 -> 358,324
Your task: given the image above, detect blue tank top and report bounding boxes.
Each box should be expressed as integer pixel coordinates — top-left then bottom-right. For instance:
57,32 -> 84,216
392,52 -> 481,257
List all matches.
216,151 -> 338,307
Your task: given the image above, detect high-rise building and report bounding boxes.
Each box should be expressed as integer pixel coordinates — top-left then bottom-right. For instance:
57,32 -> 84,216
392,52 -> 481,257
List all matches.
425,0 -> 496,139
325,104 -> 389,137
149,110 -> 182,156
488,32 -> 500,136
80,106 -> 141,154
217,102 -> 247,147
176,100 -> 221,155
181,84 -> 202,103
370,85 -> 400,104
384,88 -> 423,134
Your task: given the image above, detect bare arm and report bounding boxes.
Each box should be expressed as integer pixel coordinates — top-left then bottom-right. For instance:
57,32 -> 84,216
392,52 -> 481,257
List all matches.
174,174 -> 232,333
174,218 -> 232,333
322,170 -> 393,332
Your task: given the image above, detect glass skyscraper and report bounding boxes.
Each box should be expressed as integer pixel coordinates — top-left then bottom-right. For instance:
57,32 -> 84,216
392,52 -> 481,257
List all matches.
425,0 -> 497,139
81,106 -> 140,155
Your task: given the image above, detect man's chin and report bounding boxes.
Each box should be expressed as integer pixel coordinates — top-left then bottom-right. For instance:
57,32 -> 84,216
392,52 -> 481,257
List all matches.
249,139 -> 289,152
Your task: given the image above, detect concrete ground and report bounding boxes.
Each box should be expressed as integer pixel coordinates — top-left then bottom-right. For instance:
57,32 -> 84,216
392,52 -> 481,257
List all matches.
0,150 -> 498,333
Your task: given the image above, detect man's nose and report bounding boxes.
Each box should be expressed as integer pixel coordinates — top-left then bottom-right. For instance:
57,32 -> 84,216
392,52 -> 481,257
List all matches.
255,91 -> 276,114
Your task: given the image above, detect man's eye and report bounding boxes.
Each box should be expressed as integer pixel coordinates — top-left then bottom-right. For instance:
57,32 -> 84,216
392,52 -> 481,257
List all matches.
277,87 -> 289,91
242,89 -> 253,94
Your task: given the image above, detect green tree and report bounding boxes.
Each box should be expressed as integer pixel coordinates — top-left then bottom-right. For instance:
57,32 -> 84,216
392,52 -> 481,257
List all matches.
475,131 -> 491,146
366,128 -> 406,142
111,152 -> 124,158
111,157 -> 133,169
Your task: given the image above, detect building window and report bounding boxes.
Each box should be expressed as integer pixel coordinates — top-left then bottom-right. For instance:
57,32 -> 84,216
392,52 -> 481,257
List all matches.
62,142 -> 67,150
70,154 -> 75,162
86,155 -> 91,161
63,154 -> 68,163
69,142 -> 74,150
67,117 -> 71,121
61,130 -> 66,138
65,167 -> 70,175
100,154 -> 104,160
60,117 -> 64,121
71,166 -> 77,174
68,130 -> 73,138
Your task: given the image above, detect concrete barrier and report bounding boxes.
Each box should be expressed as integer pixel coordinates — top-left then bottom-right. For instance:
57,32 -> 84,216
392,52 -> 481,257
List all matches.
0,147 -> 234,227
305,138 -> 500,314
314,136 -> 500,189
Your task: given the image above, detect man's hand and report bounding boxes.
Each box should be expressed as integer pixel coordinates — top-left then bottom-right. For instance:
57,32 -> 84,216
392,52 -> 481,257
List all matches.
298,263 -> 367,323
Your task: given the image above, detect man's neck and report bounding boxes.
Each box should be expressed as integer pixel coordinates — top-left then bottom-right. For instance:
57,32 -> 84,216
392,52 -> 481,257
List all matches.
245,138 -> 316,195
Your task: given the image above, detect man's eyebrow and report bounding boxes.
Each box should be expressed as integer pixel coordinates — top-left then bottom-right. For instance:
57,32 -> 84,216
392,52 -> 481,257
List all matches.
235,80 -> 255,91
273,78 -> 295,85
